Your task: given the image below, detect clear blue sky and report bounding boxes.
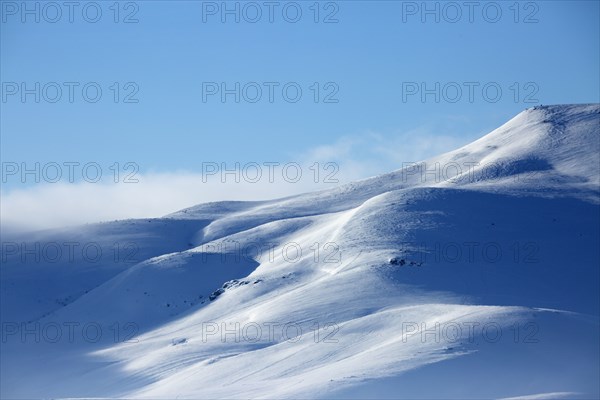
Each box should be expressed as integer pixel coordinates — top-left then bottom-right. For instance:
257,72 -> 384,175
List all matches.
1,0 -> 599,187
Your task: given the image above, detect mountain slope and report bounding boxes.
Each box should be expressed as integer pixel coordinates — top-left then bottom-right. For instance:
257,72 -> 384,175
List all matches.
1,104 -> 599,399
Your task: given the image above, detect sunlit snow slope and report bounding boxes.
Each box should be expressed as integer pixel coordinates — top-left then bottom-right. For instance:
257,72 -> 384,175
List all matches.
1,104 -> 599,399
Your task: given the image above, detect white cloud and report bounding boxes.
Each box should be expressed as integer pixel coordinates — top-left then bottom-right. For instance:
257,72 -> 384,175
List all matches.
1,127 -> 471,233
0,171 -> 333,233
299,127 -> 471,180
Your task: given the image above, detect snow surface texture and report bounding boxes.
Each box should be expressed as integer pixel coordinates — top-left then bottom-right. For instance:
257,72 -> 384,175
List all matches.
1,104 -> 599,399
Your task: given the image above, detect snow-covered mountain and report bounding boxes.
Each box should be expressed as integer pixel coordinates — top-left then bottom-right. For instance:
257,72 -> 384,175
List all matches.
1,104 -> 599,399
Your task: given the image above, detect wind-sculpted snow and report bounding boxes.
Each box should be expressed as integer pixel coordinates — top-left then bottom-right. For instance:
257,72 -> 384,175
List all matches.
1,104 -> 599,399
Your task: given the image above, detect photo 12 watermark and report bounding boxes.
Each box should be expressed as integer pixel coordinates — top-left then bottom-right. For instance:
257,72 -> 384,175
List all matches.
1,1 -> 140,24
398,160 -> 544,184
200,1 -> 339,24
401,81 -> 539,104
199,161 -> 339,184
400,1 -> 540,24
389,241 -> 540,266
401,320 -> 540,344
201,82 -> 339,104
198,321 -> 340,344
1,82 -> 140,104
196,239 -> 343,265
1,240 -> 140,265
1,162 -> 140,184
1,321 -> 140,344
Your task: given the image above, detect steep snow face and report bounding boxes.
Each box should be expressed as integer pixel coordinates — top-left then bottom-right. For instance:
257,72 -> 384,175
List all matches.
1,105 -> 599,399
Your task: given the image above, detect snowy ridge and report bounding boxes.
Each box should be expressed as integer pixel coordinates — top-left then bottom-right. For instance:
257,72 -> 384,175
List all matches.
1,104 -> 599,399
